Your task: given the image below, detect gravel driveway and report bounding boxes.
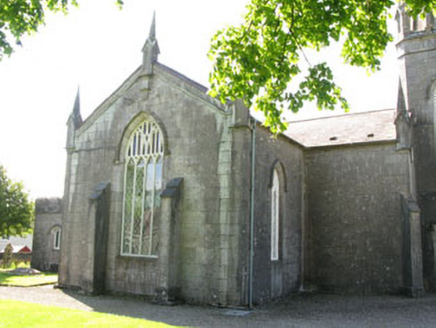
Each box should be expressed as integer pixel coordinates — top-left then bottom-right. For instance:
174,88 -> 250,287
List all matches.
2,285 -> 436,327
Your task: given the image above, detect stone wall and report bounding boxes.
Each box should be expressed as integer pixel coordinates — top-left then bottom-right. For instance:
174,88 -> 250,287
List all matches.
59,65 -> 251,305
251,126 -> 304,303
305,143 -> 411,294
32,198 -> 63,272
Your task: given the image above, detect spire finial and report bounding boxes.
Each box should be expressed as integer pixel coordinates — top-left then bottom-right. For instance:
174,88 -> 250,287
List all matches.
70,86 -> 83,129
142,12 -> 160,73
149,11 -> 156,41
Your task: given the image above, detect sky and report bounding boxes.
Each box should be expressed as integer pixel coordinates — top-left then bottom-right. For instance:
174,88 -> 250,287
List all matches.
0,0 -> 400,199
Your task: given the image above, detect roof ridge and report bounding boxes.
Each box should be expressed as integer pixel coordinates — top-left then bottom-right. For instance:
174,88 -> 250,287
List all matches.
287,108 -> 395,124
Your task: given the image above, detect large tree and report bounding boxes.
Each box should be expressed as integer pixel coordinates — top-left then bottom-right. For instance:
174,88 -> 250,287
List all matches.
209,0 -> 436,132
0,0 -> 123,61
0,165 -> 33,237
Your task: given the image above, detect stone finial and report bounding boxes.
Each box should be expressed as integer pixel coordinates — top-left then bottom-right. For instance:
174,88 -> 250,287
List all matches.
396,80 -> 408,114
142,12 -> 160,74
68,87 -> 83,129
149,11 -> 156,41
395,81 -> 412,149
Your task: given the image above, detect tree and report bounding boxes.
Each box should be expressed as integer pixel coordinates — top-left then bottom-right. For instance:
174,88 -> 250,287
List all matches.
0,165 -> 34,238
0,0 -> 123,61
209,0 -> 436,133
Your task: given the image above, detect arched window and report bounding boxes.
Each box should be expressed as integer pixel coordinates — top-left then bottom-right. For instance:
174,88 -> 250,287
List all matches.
52,227 -> 61,250
271,168 -> 280,261
121,119 -> 164,257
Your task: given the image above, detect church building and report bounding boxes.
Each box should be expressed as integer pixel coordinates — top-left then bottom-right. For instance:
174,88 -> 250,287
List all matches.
46,7 -> 436,307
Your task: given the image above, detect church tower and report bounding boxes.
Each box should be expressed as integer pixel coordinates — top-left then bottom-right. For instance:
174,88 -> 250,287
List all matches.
396,5 -> 436,289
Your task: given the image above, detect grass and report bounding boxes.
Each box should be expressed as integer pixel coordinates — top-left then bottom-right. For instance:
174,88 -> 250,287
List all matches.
0,269 -> 58,286
0,300 -> 179,327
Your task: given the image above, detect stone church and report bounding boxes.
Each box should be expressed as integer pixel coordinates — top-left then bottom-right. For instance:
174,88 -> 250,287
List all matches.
34,7 -> 436,306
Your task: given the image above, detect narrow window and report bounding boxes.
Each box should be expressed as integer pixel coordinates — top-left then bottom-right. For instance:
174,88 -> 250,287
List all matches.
271,169 -> 280,261
53,227 -> 61,250
434,88 -> 436,151
121,119 -> 164,257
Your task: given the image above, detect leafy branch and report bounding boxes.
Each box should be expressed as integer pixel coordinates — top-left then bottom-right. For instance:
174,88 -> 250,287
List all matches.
0,0 -> 124,61
209,0 -> 435,133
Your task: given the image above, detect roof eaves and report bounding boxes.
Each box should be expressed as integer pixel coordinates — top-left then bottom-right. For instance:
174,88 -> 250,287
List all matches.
307,138 -> 397,150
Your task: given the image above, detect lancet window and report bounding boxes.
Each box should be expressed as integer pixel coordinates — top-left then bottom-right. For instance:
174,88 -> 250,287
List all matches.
271,168 -> 280,261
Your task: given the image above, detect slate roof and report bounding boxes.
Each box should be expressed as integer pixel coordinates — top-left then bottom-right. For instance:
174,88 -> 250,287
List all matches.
284,109 -> 397,148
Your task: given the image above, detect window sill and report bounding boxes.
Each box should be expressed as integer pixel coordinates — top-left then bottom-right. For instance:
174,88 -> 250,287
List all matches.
117,254 -> 158,260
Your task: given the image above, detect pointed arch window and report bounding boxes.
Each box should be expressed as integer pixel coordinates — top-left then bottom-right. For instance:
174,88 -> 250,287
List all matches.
52,227 -> 61,250
271,169 -> 280,261
121,119 -> 164,257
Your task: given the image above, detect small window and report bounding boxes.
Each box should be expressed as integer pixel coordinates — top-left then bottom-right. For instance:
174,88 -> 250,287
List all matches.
53,227 -> 61,250
271,169 -> 280,261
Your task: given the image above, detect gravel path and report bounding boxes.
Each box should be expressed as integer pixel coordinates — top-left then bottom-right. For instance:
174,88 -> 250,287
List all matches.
2,286 -> 436,327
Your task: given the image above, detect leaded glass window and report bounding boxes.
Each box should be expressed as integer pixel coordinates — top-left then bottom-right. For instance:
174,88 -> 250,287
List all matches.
121,120 -> 164,257
271,169 -> 279,261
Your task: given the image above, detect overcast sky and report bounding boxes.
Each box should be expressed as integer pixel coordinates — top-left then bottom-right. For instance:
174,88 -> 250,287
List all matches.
0,0 -> 399,199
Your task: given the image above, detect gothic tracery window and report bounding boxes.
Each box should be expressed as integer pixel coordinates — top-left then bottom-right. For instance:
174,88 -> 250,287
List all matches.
121,119 -> 164,257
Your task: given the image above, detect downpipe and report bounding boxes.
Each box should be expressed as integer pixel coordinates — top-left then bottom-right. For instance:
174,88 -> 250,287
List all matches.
248,117 -> 256,309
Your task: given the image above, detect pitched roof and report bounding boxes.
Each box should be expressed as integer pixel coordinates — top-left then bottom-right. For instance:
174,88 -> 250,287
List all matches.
284,109 -> 397,148
0,235 -> 33,252
0,244 -> 32,253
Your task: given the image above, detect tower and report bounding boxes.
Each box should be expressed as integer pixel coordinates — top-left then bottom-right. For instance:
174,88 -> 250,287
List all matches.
396,5 -> 436,289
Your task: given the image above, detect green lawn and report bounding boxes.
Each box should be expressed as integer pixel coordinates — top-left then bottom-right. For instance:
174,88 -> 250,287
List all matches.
0,300 -> 179,327
0,269 -> 58,286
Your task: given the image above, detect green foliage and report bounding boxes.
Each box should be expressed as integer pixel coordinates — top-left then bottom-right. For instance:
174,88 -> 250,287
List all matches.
0,165 -> 34,237
209,0 -> 436,132
0,0 -> 123,60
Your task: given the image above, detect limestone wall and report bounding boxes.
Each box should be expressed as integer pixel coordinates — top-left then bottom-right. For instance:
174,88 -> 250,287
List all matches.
59,65 -> 249,305
306,143 -> 411,294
